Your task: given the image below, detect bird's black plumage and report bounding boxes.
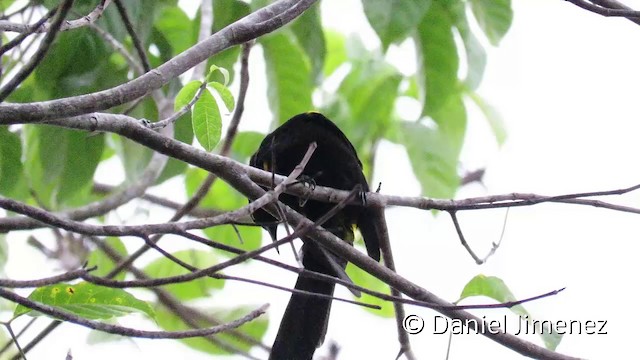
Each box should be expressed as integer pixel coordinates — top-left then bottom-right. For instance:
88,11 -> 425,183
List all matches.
249,112 -> 382,360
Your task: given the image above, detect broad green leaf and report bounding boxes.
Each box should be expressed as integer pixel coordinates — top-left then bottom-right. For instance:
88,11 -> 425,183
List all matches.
155,6 -> 193,55
100,0 -> 162,45
35,30 -> 106,89
85,237 -> 128,281
174,80 -> 203,111
261,33 -> 313,125
363,0 -> 432,50
192,88 -> 222,151
23,126 -> 104,208
323,30 -> 347,77
403,77 -> 419,99
458,275 -> 563,350
207,65 -> 230,86
0,127 -> 27,199
186,168 -> 245,210
230,131 -> 265,161
155,110 -> 195,184
447,1 -> 487,90
470,0 -> 513,46
430,92 -> 467,152
391,95 -> 466,199
185,168 -> 262,253
291,2 -> 326,81
156,306 -> 268,355
208,82 -> 236,113
143,250 -> 225,301
14,282 -> 155,321
468,91 -> 507,145
112,97 -> 157,182
346,262 -> 394,318
0,1 -> 16,11
414,2 -> 459,115
330,54 -> 402,177
204,224 -> 262,255
459,275 -> 525,314
57,131 -> 105,206
198,0 -> 251,84
394,121 -> 459,199
112,135 -> 153,183
34,29 -> 128,98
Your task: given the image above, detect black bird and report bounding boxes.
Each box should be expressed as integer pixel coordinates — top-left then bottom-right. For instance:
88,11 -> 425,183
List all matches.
250,112 -> 382,360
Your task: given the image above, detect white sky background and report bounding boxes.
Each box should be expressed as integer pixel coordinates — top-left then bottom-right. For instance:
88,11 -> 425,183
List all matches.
6,0 -> 640,359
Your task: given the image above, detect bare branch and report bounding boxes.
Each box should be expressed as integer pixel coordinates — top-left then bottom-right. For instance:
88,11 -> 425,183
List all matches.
0,287 -> 268,339
0,0 -> 319,123
113,0 -> 150,72
0,0 -> 111,33
0,7 -> 56,57
565,0 -> 640,25
0,268 -> 90,288
0,0 -> 75,101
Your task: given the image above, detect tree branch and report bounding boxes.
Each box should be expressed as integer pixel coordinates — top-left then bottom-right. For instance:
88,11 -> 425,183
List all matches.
0,287 -> 267,339
0,0 -> 318,123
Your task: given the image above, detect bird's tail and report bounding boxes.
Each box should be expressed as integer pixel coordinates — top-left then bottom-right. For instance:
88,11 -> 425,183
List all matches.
269,243 -> 339,360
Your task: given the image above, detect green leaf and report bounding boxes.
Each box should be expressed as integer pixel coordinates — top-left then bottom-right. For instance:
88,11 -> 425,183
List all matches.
363,0 -> 432,50
143,250 -> 225,301
0,1 -> 16,11
0,127 -> 27,199
34,29 -> 128,98
470,0 -> 513,46
101,0 -> 161,45
459,275 -> 525,313
330,56 -> 402,177
208,82 -> 236,113
448,1 -> 487,90
155,6 -> 193,55
192,88 -> 222,151
230,131 -> 265,161
155,110 -> 195,184
204,224 -> 262,255
198,0 -> 251,84
468,91 -> 507,145
111,97 -> 157,182
156,306 -> 268,355
391,95 -> 466,199
290,2 -> 326,81
23,126 -> 104,208
414,2 -> 459,115
458,275 -> 563,350
14,282 -> 155,321
323,30 -> 348,77
86,237 -> 128,281
261,32 -> 313,125
346,262 -> 395,318
57,131 -> 105,206
207,65 -> 230,86
174,80 -> 202,111
185,168 -> 262,253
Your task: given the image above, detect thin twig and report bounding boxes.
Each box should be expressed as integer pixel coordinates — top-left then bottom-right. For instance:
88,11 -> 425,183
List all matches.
0,287 -> 268,339
0,7 -> 56,57
0,0 -> 75,102
102,42 -> 255,278
113,0 -> 150,72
